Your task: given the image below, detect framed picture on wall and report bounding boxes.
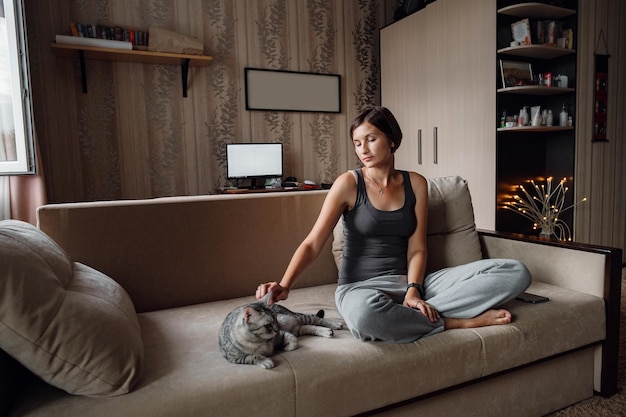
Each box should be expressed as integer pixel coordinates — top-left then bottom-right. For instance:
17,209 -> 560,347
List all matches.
593,55 -> 609,142
244,68 -> 341,113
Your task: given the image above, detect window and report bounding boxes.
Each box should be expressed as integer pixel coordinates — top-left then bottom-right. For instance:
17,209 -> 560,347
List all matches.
0,0 -> 35,175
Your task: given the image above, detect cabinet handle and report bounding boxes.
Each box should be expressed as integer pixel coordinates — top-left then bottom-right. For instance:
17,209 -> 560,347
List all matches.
417,129 -> 422,165
433,126 -> 438,164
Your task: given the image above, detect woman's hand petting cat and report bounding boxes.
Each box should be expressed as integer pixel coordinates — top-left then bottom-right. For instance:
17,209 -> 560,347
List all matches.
404,294 -> 440,323
256,282 -> 289,304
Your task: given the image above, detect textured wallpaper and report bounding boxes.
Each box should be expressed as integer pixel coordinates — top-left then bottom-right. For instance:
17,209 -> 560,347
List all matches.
25,0 -> 388,202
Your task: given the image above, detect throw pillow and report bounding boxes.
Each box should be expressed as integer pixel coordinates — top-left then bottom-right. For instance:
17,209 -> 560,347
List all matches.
425,175 -> 483,273
332,175 -> 483,274
0,220 -> 143,397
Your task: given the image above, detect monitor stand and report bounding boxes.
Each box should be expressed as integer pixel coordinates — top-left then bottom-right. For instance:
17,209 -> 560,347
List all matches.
234,178 -> 260,190
249,178 -> 260,189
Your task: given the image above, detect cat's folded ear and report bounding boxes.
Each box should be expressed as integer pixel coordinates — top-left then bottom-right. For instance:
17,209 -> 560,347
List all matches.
260,291 -> 273,305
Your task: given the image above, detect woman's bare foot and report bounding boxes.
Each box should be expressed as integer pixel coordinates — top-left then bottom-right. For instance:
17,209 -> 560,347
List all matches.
443,309 -> 512,330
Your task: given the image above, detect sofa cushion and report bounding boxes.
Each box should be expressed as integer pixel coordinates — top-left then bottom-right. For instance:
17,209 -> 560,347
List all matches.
7,282 -> 605,417
333,175 -> 483,273
0,220 -> 143,397
473,281 -> 606,376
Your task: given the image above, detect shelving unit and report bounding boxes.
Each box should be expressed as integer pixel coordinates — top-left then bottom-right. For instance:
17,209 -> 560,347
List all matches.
51,42 -> 213,97
498,2 -> 575,18
496,0 -> 578,237
498,85 -> 574,95
497,125 -> 573,132
497,44 -> 574,59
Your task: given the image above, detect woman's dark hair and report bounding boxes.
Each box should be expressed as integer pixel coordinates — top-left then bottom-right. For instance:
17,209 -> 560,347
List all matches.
349,106 -> 403,153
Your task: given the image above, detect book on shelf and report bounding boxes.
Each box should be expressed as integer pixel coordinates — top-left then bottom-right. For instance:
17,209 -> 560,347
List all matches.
545,21 -> 556,45
566,28 -> 574,49
530,19 -> 574,49
69,22 -> 79,37
535,20 -> 545,45
67,21 -> 149,49
55,34 -> 132,50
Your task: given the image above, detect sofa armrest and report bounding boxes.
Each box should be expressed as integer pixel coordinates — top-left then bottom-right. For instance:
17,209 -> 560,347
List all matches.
478,229 -> 622,397
0,349 -> 35,417
0,350 -> 10,417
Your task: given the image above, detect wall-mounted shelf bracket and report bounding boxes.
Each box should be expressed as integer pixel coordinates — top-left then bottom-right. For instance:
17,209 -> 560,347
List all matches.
51,42 -> 212,97
182,58 -> 190,97
78,49 -> 88,93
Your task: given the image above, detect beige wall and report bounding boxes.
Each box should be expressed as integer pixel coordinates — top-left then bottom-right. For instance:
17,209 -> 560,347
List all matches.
25,0 -> 394,202
24,0 -> 625,260
575,0 -> 626,261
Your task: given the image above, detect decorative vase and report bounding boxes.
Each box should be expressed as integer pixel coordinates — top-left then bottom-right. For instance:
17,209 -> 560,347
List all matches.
539,223 -> 555,238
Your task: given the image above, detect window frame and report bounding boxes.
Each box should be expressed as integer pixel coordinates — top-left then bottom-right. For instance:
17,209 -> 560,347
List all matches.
0,0 -> 36,175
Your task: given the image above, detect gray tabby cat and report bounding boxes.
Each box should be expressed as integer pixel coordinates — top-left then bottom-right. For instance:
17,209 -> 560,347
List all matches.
218,292 -> 345,369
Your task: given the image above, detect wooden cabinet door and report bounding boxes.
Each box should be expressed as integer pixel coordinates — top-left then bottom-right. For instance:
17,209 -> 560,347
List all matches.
420,0 -> 448,179
382,0 -> 496,228
428,0 -> 496,228
381,7 -> 429,173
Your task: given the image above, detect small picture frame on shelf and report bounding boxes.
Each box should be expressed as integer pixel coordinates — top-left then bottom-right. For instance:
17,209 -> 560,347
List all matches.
511,18 -> 532,45
500,60 -> 533,88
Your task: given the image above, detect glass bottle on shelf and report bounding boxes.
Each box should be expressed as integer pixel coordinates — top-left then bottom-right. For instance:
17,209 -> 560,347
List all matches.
559,103 -> 568,127
521,106 -> 529,126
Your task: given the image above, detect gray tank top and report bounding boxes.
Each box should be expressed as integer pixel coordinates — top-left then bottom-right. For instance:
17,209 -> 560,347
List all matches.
337,169 -> 417,285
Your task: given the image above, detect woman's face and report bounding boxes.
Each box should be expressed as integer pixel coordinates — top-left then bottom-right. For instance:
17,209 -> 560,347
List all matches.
352,122 -> 394,166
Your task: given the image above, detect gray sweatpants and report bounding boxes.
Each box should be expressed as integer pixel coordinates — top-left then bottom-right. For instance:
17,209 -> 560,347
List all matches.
335,259 -> 531,343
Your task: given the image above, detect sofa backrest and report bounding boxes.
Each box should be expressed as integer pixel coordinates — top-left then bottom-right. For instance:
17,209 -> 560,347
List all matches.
37,176 -> 481,313
333,176 -> 483,274
37,191 -> 336,313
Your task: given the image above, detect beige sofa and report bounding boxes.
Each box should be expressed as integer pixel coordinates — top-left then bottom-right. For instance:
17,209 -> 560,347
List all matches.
0,176 -> 621,417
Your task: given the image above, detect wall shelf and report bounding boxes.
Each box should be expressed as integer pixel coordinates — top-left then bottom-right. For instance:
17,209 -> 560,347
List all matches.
51,42 -> 213,97
498,86 -> 574,95
498,2 -> 575,18
497,125 -> 573,132
497,45 -> 575,59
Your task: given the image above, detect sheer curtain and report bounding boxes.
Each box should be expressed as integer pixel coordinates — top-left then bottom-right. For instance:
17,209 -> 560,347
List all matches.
0,9 -> 9,220
0,177 -> 8,219
0,138 -> 46,224
0,100 -> 46,223
8,135 -> 46,224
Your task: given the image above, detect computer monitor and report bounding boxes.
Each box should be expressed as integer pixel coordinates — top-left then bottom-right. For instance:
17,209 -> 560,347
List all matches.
226,143 -> 283,188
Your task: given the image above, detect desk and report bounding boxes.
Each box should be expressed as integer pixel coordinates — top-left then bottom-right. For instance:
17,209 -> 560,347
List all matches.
215,186 -> 323,194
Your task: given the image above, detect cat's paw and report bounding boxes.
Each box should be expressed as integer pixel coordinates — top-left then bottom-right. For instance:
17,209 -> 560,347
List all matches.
326,318 -> 346,330
257,357 -> 275,369
318,328 -> 334,338
283,332 -> 298,351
